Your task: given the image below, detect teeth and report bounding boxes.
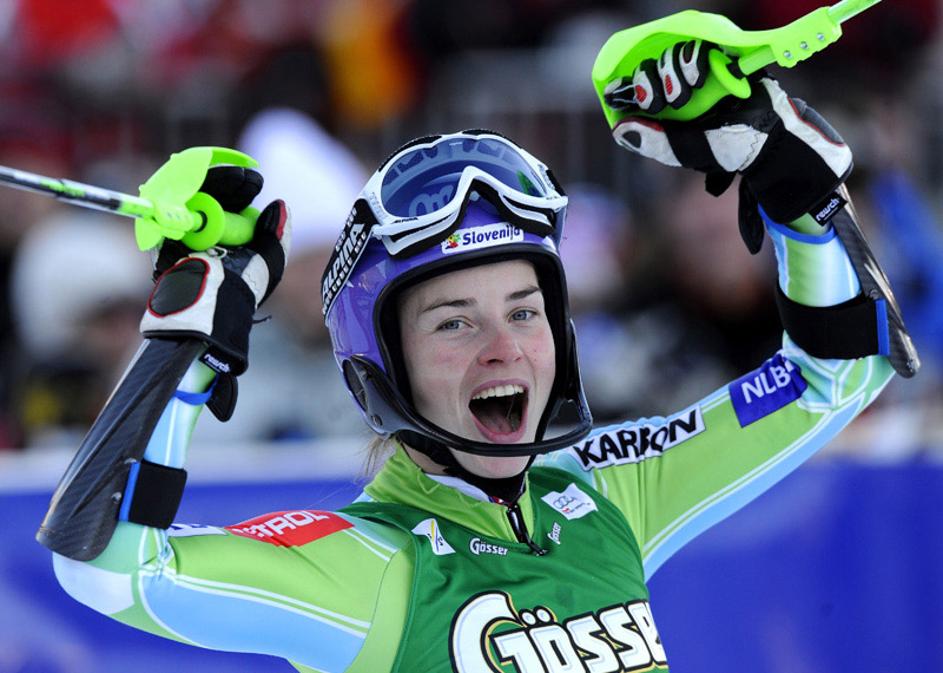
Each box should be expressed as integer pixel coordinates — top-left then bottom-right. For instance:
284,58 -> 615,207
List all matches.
472,384 -> 525,400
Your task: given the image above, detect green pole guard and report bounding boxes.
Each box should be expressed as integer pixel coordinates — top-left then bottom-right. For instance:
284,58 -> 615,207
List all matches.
134,146 -> 259,251
592,0 -> 881,126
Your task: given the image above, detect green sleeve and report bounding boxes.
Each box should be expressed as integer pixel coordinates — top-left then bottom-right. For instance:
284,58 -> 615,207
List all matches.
594,343 -> 889,577
540,198 -> 895,578
50,358 -> 414,673
54,511 -> 413,672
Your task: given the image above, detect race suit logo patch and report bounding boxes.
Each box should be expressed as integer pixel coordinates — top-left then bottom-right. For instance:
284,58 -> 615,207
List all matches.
540,483 -> 597,520
547,522 -> 561,545
729,353 -> 807,427
441,222 -> 523,254
469,537 -> 509,556
225,510 -> 352,547
569,406 -> 704,470
450,591 -> 667,672
412,518 -> 456,556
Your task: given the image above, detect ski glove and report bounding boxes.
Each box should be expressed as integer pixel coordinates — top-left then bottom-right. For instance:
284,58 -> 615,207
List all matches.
140,165 -> 291,379
607,40 -> 852,243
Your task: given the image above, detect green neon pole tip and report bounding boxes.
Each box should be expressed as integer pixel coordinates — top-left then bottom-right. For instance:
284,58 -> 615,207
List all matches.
593,0 -> 883,126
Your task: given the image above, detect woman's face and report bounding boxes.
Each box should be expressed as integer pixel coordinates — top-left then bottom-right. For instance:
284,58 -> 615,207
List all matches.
398,260 -> 556,478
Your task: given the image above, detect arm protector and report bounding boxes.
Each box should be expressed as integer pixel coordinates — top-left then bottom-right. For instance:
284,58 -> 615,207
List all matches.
36,338 -> 205,560
761,186 -> 920,378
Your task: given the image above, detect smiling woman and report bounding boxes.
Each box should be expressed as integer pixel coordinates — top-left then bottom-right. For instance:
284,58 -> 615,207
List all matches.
321,132 -> 592,480
397,259 -> 556,478
46,101 -> 912,671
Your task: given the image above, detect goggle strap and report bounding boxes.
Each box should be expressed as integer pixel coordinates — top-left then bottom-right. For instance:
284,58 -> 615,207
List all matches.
373,213 -> 455,240
383,212 -> 464,258
321,199 -> 379,316
544,167 -> 566,197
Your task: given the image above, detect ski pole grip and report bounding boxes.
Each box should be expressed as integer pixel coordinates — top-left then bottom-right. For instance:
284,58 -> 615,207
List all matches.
220,210 -> 257,247
182,191 -> 257,251
679,48 -> 752,119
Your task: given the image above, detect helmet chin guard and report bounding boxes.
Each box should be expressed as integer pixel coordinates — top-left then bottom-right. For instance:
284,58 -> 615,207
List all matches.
323,131 -> 592,461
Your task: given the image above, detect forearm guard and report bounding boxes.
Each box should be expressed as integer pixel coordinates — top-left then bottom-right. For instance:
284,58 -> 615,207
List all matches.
36,338 -> 205,561
767,186 -> 920,378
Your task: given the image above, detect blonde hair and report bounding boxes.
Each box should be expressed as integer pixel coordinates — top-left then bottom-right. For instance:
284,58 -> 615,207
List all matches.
361,435 -> 398,478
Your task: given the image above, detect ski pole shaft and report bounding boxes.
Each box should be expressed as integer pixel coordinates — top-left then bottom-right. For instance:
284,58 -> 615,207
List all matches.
0,165 -> 172,221
829,0 -> 882,24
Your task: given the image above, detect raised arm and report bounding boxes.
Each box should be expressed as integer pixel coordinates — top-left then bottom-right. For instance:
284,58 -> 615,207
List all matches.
38,159 -> 289,561
542,41 -> 918,579
37,159 -> 415,672
51,353 -> 412,672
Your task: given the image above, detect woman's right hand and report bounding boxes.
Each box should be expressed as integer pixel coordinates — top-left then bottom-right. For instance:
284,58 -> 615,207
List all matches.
140,165 -> 291,378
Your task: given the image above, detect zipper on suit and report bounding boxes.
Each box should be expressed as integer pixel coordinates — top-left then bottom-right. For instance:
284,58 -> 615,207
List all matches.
505,501 -> 546,556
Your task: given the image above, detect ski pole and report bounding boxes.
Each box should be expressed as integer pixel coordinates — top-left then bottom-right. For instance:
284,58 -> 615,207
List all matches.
593,0 -> 883,125
0,146 -> 259,251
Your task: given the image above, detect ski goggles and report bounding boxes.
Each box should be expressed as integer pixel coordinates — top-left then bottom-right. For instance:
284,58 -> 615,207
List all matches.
362,130 -> 568,257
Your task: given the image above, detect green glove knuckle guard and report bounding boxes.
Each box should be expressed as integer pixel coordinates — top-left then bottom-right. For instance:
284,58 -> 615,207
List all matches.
604,59 -> 919,379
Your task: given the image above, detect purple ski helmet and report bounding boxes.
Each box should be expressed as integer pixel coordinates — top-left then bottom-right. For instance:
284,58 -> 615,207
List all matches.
321,130 -> 592,457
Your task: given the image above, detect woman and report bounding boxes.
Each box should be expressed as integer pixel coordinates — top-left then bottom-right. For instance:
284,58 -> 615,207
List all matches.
47,45 -> 914,673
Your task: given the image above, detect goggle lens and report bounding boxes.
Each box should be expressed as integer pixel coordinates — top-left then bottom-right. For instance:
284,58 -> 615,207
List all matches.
379,136 -> 548,217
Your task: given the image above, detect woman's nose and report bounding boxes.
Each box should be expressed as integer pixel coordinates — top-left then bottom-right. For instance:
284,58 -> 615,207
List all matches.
477,324 -> 524,366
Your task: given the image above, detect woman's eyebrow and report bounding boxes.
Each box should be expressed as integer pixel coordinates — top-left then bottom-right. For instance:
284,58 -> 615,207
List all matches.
420,297 -> 473,314
420,285 -> 540,314
506,285 -> 541,302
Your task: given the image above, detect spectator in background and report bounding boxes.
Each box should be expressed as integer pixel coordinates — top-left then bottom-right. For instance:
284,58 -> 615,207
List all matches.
184,106 -> 370,445
556,183 -> 639,422
576,173 -> 781,421
646,172 -> 782,384
0,133 -> 72,448
10,212 -> 148,448
812,66 -> 943,459
849,163 -> 943,459
240,108 -> 368,350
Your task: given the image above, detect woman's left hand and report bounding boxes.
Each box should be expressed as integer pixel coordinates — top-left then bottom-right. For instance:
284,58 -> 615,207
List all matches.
605,40 -> 853,225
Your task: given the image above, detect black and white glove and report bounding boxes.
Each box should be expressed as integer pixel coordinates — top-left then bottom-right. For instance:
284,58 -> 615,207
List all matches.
607,40 -> 852,251
140,165 -> 290,417
604,39 -> 712,114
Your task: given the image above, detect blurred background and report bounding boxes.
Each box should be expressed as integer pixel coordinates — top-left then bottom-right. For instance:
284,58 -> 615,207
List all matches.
0,0 -> 940,671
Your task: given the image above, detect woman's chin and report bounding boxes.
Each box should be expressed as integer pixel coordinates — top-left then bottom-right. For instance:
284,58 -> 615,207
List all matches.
453,452 -> 531,480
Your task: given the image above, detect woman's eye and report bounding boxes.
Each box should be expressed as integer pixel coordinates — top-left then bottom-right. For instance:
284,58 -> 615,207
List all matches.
511,309 -> 536,321
438,319 -> 465,331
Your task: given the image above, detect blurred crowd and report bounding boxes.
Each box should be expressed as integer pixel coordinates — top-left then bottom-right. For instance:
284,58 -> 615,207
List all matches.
0,0 -> 940,458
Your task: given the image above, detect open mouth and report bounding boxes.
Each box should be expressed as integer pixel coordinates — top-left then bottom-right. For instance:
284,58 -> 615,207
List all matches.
469,383 -> 528,437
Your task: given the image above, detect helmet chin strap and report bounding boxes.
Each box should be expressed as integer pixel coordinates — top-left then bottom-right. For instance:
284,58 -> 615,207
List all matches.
396,430 -> 534,503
